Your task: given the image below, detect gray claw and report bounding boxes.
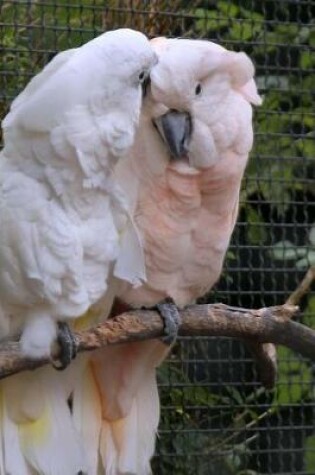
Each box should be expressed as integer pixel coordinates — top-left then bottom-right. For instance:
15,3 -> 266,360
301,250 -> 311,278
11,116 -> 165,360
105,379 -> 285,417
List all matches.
156,297 -> 181,346
53,322 -> 77,371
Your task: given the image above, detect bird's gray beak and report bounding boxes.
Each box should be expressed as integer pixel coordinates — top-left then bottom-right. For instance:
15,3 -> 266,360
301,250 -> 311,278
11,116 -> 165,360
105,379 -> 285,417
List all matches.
153,110 -> 192,160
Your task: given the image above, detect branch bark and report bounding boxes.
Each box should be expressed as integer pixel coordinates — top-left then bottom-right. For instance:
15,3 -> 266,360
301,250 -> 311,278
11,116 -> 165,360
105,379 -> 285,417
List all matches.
286,265 -> 315,306
1,302 -> 314,381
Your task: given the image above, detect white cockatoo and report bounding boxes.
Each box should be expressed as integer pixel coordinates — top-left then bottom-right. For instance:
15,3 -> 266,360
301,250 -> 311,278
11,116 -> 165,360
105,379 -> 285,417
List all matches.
74,37 -> 262,474
0,28 -> 157,474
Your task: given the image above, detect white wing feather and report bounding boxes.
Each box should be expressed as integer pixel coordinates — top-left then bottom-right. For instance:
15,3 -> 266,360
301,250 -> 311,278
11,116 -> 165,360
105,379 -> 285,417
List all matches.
0,27 -> 155,475
7,49 -> 77,116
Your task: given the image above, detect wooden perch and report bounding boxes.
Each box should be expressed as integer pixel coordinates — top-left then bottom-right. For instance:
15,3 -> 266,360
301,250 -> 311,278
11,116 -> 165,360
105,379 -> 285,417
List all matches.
286,265 -> 315,306
0,302 -> 314,381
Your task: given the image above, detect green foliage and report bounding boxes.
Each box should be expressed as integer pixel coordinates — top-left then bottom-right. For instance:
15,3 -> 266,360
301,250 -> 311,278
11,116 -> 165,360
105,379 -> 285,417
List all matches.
275,346 -> 313,405
154,348 -> 274,474
271,224 -> 315,268
244,206 -> 268,245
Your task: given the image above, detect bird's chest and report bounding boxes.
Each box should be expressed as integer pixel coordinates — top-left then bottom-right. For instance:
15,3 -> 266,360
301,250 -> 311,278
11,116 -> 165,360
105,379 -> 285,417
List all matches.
136,166 -> 237,292
134,168 -> 215,292
137,167 -> 202,251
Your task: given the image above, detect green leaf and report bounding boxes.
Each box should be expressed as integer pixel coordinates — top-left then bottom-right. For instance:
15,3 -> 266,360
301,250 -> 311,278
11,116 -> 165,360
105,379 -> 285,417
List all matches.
193,8 -> 229,32
296,251 -> 315,268
229,22 -> 251,41
217,1 -> 239,17
256,75 -> 290,91
239,7 -> 264,21
300,51 -> 315,69
276,346 -> 313,405
246,207 -> 267,245
274,23 -> 299,40
296,133 -> 315,160
294,26 -> 311,44
270,241 -> 308,261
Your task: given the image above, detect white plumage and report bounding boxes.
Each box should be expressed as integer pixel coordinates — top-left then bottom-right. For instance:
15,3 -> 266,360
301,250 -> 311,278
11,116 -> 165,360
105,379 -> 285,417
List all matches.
0,28 -> 155,356
0,28 -> 156,474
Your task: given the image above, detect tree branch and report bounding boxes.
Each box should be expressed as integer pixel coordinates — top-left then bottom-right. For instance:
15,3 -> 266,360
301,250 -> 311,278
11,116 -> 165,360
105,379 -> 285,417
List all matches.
244,264 -> 315,389
286,265 -> 315,306
1,302 -> 315,381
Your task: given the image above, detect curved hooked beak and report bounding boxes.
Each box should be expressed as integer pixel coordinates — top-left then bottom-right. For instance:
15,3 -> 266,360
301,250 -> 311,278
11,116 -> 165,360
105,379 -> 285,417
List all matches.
153,110 -> 192,160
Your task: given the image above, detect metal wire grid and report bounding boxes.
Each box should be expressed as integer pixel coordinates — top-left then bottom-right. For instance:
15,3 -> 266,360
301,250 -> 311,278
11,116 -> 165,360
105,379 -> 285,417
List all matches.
0,1 -> 314,474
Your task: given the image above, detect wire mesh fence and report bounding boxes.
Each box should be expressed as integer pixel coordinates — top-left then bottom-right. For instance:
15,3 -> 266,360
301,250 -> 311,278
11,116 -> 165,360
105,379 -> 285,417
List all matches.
0,1 -> 314,474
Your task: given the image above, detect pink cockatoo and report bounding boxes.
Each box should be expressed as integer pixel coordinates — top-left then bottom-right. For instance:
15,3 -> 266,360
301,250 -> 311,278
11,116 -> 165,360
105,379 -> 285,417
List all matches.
73,37 -> 262,475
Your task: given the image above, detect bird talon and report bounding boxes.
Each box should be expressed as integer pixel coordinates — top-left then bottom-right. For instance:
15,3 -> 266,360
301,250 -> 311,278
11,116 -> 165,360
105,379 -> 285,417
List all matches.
52,322 -> 77,371
156,297 -> 181,346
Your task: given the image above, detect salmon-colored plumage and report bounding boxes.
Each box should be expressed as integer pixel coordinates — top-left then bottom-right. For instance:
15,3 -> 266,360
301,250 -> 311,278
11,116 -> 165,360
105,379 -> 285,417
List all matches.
85,37 -> 261,474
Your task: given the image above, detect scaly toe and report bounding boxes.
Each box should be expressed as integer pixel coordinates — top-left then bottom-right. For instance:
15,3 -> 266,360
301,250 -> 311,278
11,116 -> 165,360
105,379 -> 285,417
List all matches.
156,297 -> 181,346
52,322 -> 77,371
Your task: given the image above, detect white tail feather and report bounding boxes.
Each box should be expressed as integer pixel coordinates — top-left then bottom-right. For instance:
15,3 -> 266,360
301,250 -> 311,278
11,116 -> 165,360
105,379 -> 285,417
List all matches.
92,370 -> 159,475
73,341 -> 166,475
72,357 -> 102,475
0,368 -> 87,475
0,384 -> 33,475
99,420 -> 118,475
100,369 -> 159,475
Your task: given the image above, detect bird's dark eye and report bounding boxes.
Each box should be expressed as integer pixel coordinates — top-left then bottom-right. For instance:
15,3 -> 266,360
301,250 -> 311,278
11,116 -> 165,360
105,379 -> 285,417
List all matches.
139,71 -> 146,83
195,83 -> 202,96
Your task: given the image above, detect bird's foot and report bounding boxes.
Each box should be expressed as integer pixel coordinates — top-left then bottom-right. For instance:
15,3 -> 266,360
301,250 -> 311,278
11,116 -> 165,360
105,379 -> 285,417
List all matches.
52,322 -> 78,371
155,297 -> 181,346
